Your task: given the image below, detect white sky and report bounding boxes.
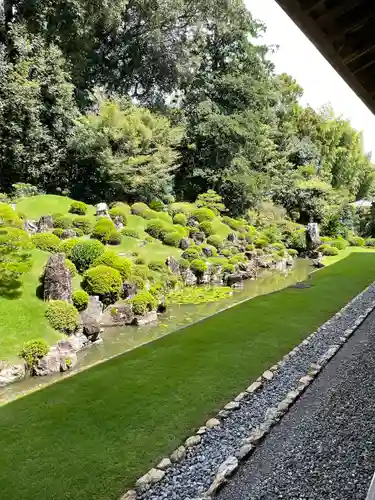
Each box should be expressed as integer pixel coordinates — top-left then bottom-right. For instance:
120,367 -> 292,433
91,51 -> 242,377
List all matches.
245,0 -> 375,154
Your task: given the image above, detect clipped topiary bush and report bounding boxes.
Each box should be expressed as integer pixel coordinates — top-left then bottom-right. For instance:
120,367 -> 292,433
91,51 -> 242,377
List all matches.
288,248 -> 298,257
192,207 -> 215,222
206,235 -> 223,249
53,215 -> 74,229
131,202 -> 149,216
69,201 -> 88,215
222,263 -> 235,274
73,216 -> 93,235
32,233 -> 60,252
190,259 -> 207,275
45,300 -> 79,334
109,207 -> 128,225
271,242 -> 285,251
133,264 -> 149,280
91,218 -> 116,243
19,339 -> 49,369
178,258 -> 190,270
365,238 -> 375,247
220,248 -> 232,257
121,227 -> 140,239
58,238 -> 79,259
0,203 -> 23,228
149,282 -> 165,298
254,238 -> 269,249
348,236 -> 365,247
131,290 -> 157,315
149,200 -> 165,212
146,218 -> 170,239
65,258 -> 77,277
148,260 -> 166,272
53,228 -> 65,238
318,244 -> 339,256
72,290 -> 89,311
222,215 -> 244,231
330,239 -> 349,250
246,244 -> 255,251
182,247 -> 201,261
135,256 -> 146,265
81,265 -> 122,305
199,221 -> 215,236
229,254 -> 246,265
108,230 -> 121,245
173,213 -> 187,226
71,239 -> 105,272
163,231 -> 182,247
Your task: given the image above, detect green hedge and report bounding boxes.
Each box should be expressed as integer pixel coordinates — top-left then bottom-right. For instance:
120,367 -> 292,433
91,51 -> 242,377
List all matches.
73,216 -> 93,234
318,244 -> 339,256
192,207 -> 215,222
71,240 -> 105,273
81,265 -> 123,305
32,233 -> 60,252
69,201 -> 88,216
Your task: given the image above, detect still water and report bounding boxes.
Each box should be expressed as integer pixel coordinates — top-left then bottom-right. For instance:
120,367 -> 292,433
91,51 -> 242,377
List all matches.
0,259 -> 312,403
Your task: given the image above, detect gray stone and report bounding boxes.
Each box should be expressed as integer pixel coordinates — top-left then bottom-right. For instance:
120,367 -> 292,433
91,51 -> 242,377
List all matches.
181,268 -> 197,286
192,231 -> 205,244
226,274 -> 243,287
101,303 -> 134,327
24,220 -> 38,233
123,282 -> 138,299
157,458 -> 172,470
43,253 -> 72,302
246,381 -> 263,393
180,238 -> 190,250
136,468 -> 165,489
187,217 -> 199,227
185,435 -> 201,448
81,296 -> 103,341
224,401 -> 240,411
262,370 -> 274,381
306,222 -> 321,253
197,426 -> 207,435
201,246 -> 213,258
37,215 -> 53,233
236,444 -> 254,460
170,446 -> 186,463
120,490 -> 137,500
206,418 -> 220,429
61,228 -> 77,239
247,426 -> 267,445
206,457 -> 238,495
234,392 -> 247,402
82,319 -> 101,342
95,202 -> 109,217
227,232 -> 237,243
33,347 -> 61,376
166,256 -> 180,275
113,216 -> 124,230
133,311 -> 158,326
298,375 -> 314,388
0,362 -> 26,387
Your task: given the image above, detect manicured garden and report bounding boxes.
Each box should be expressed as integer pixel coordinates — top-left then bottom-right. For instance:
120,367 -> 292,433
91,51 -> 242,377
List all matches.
1,253 -> 375,500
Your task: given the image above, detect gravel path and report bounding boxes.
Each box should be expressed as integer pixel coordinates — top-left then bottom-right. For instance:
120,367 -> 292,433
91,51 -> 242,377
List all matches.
137,284 -> 375,500
217,304 -> 375,500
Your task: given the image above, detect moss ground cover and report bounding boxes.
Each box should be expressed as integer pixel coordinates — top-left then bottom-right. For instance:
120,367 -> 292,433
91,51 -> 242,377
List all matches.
1,253 -> 375,499
16,194 -> 96,220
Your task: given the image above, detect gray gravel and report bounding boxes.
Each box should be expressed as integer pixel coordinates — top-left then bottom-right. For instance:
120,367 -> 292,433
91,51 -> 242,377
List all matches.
218,298 -> 375,500
139,283 -> 375,500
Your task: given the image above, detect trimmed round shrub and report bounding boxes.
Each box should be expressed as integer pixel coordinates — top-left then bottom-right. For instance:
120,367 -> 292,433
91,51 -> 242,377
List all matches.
149,282 -> 165,298
365,238 -> 375,247
130,291 -> 157,315
208,256 -> 228,267
149,260 -> 166,272
81,265 -> 122,305
222,216 -> 243,231
53,228 -> 64,238
129,274 -> 145,289
318,244 -> 339,256
254,238 -> 269,249
74,228 -> 84,237
109,207 -> 128,225
93,251 -> 132,280
207,235 -> 223,249
220,248 -> 232,257
45,300 -> 79,334
163,231 -> 182,247
173,213 -> 187,226
140,208 -> 158,220
149,200 -> 165,212
69,201 -> 88,215
73,216 -> 93,235
146,218 -> 170,239
71,239 -> 105,272
0,203 -> 23,227
178,258 -> 190,270
19,339 -> 49,369
192,207 -> 215,222
277,249 -> 285,257
135,256 -> 146,265
131,202 -> 149,216
189,226 -> 199,236
108,230 -> 121,245
91,218 -> 116,243
288,248 -> 298,257
172,224 -> 189,237
320,236 -> 332,243
182,247 -> 201,261
133,264 -> 149,279
58,238 -> 79,258
199,221 -> 215,236
348,236 -> 365,247
199,244 -> 218,257
271,242 -> 285,251
222,263 -> 235,274
72,290 -> 89,312
53,215 -> 74,229
121,227 -> 140,238
229,255 -> 246,265
32,233 -> 60,252
190,259 -> 207,275
65,258 -> 77,277
330,239 -> 349,250
246,244 -> 255,251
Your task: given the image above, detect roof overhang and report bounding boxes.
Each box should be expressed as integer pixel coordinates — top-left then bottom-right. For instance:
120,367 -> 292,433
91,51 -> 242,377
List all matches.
274,0 -> 375,114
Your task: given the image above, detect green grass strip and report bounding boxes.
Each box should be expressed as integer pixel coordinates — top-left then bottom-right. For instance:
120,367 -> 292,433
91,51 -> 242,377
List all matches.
1,253 -> 375,500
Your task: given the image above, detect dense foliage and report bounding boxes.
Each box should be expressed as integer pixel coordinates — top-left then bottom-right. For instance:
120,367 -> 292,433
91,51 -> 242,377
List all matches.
45,300 -> 79,334
81,265 -> 122,305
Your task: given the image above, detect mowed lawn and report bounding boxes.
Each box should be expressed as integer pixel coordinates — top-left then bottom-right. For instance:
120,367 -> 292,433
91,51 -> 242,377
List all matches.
1,253 -> 375,500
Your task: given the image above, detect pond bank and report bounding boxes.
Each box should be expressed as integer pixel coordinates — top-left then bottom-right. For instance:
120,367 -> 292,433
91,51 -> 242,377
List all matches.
0,259 -> 311,403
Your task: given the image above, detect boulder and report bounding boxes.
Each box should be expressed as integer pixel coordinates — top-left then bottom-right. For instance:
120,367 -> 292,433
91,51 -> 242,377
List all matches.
133,311 -> 158,326
157,298 -> 167,313
227,232 -> 237,243
306,222 -> 321,254
113,216 -> 123,230
181,268 -> 197,286
0,362 -> 26,387
187,217 -> 199,227
201,246 -> 213,258
166,256 -> 180,275
83,319 -> 102,342
313,258 -> 325,269
101,303 -> 135,327
81,296 -> 103,340
24,220 -> 38,234
43,253 -> 72,302
192,231 -> 205,244
225,274 -> 243,287
61,228 -> 77,239
95,202 -> 109,217
37,215 -> 53,233
33,347 -> 61,376
180,238 -> 190,250
123,282 -> 138,299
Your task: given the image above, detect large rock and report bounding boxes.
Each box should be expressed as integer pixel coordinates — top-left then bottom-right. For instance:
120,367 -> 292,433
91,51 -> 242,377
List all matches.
202,246 -> 213,258
0,362 -> 26,387
192,231 -> 205,244
101,303 -> 134,327
226,273 -> 243,287
181,268 -> 197,286
133,310 -> 158,326
166,256 -> 180,275
187,217 -> 199,227
43,253 -> 72,302
61,229 -> 77,239
306,222 -> 321,253
180,238 -> 190,250
227,232 -> 237,243
24,220 -> 38,234
123,282 -> 138,299
95,202 -> 109,217
113,216 -> 123,230
81,296 -> 103,341
37,215 -> 53,233
33,337 -> 84,376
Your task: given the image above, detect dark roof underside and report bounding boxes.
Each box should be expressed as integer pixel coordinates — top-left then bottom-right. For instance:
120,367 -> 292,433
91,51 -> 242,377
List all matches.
274,0 -> 375,114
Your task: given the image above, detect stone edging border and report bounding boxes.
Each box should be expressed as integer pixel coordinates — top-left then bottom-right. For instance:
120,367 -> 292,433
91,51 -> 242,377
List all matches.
121,284 -> 375,500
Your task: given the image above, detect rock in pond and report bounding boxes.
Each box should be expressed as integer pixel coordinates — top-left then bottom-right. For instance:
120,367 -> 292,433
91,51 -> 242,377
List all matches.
43,253 -> 72,302
101,303 -> 134,327
81,296 -> 103,340
225,273 -> 243,287
0,362 -> 26,386
133,311 -> 158,326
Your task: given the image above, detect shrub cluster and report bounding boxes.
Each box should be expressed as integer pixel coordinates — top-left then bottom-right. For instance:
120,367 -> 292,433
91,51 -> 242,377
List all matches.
81,265 -> 123,305
72,290 -> 89,311
19,339 -> 49,369
149,200 -> 165,212
130,290 -> 157,315
121,227 -> 140,238
65,258 -> 77,277
58,238 -> 79,258
45,300 -> 79,334
199,221 -> 215,236
173,213 -> 187,226
0,203 -> 23,228
318,244 -> 339,256
93,250 -> 133,279
32,233 -> 60,252
206,235 -> 223,249
53,215 -> 74,229
71,239 -> 105,272
131,202 -> 149,216
254,237 -> 269,249
72,216 -> 93,234
69,201 -> 88,215
91,218 -> 116,243
365,238 -> 375,247
190,259 -> 207,274
348,236 -> 365,247
329,239 -> 349,250
182,247 -> 201,261
222,263 -> 235,273
192,207 -> 215,222
53,228 -> 65,238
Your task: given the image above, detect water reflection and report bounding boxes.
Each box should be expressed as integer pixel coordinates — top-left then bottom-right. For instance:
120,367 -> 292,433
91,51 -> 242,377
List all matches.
0,259 -> 311,403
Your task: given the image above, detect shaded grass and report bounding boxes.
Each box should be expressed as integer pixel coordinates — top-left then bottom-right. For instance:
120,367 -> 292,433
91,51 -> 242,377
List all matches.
16,194 -> 96,220
0,249 -> 62,361
1,254 -> 375,499
323,245 -> 375,266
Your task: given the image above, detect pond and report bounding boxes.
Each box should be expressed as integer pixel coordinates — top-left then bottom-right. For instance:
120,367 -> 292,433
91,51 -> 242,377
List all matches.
0,259 -> 312,403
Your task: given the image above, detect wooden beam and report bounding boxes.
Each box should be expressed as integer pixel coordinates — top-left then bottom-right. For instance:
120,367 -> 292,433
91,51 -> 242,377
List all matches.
344,44 -> 375,65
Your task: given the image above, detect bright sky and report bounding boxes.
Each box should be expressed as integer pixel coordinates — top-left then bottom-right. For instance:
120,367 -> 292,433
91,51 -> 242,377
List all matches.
245,0 -> 375,155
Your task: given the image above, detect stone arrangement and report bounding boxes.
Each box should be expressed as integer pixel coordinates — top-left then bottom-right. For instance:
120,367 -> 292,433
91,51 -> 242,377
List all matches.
120,282 -> 375,500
